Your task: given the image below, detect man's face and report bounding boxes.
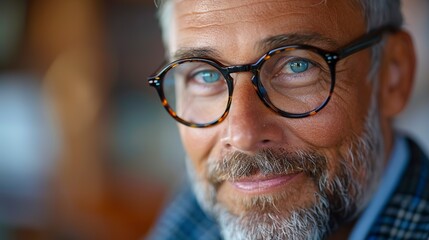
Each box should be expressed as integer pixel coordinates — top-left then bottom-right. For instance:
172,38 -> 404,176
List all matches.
167,0 -> 385,238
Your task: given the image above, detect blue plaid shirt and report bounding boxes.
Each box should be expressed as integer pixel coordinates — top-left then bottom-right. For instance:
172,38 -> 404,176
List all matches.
350,136 -> 409,239
147,137 -> 429,239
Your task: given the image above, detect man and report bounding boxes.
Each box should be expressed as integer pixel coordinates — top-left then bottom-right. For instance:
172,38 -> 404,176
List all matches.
147,0 -> 429,239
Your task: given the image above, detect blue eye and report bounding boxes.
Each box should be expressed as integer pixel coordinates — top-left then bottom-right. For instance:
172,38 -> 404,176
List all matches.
286,60 -> 309,73
194,70 -> 221,83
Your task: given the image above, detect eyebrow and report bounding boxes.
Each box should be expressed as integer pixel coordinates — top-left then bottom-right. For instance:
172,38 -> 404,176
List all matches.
172,48 -> 221,61
259,33 -> 340,52
171,32 -> 340,62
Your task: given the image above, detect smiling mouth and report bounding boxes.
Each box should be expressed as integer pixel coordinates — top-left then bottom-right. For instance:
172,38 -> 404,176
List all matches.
230,172 -> 302,193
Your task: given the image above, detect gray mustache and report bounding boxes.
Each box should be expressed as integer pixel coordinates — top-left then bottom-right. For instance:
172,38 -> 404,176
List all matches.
207,148 -> 328,185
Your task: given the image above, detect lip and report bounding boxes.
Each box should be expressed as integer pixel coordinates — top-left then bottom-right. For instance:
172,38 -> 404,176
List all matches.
230,172 -> 301,193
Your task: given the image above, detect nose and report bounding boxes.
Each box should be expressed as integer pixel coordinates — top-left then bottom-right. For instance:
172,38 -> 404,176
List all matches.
221,73 -> 284,153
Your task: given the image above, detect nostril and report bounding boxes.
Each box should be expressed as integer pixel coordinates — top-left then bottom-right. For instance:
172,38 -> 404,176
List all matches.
224,142 -> 233,149
262,139 -> 270,144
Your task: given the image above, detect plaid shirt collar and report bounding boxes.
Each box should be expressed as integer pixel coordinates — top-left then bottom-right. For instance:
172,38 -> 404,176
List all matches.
350,134 -> 409,240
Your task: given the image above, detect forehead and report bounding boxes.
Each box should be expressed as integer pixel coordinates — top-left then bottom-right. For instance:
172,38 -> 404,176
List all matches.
167,0 -> 365,62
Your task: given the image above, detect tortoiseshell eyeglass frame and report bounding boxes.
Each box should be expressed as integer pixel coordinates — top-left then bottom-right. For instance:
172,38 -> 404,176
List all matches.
148,26 -> 397,128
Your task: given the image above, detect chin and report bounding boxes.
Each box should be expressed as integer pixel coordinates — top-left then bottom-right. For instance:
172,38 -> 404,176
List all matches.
213,189 -> 331,240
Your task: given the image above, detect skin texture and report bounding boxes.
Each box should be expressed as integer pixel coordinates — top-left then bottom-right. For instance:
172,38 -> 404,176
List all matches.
165,0 -> 415,238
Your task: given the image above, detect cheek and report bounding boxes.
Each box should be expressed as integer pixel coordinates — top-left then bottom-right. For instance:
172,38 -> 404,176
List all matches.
287,72 -> 373,149
179,125 -> 220,172
286,108 -> 355,149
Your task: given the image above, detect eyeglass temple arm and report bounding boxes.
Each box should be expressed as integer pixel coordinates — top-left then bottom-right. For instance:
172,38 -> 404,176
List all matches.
338,26 -> 399,59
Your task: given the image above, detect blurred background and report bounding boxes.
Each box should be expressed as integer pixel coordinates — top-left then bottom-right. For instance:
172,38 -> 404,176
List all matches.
0,0 -> 427,239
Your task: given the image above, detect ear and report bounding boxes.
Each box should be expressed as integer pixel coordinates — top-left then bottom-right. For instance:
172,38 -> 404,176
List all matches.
378,30 -> 416,118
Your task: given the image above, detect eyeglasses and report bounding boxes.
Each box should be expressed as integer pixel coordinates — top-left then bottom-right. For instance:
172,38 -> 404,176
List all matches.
148,26 -> 396,128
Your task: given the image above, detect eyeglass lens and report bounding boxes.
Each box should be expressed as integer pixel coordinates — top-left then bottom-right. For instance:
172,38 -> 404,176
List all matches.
162,61 -> 230,125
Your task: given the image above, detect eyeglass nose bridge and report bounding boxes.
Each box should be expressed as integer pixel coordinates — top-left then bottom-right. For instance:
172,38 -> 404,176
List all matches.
224,63 -> 272,110
225,64 -> 260,88
225,64 -> 253,73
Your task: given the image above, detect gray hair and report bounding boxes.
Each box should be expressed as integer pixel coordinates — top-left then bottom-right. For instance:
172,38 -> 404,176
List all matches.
358,0 -> 403,79
155,0 -> 404,78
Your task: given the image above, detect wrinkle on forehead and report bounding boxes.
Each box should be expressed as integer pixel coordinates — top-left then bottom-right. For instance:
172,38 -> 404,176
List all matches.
169,0 -> 366,63
176,0 -> 330,29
